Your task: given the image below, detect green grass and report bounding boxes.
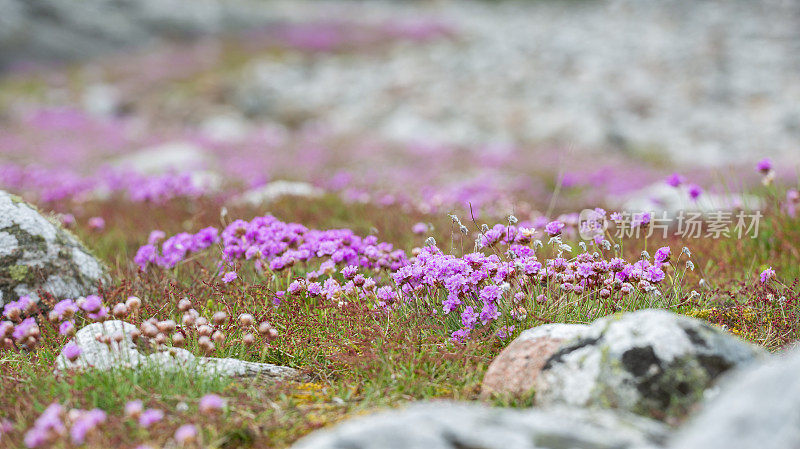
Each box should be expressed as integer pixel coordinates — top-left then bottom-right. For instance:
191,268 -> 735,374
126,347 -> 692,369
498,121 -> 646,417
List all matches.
1,187 -> 799,447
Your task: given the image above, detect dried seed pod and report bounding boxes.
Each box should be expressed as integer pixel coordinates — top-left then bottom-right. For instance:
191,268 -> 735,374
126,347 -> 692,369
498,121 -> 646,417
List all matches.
266,328 -> 278,342
195,317 -> 208,327
141,323 -> 159,338
178,298 -> 192,312
198,336 -> 215,354
157,320 -> 176,333
257,322 -> 272,336
130,329 -> 141,342
212,331 -> 225,344
172,333 -> 185,347
238,313 -> 254,327
125,296 -> 142,310
6,308 -> 20,321
198,325 -> 213,337
182,313 -> 196,327
212,311 -> 228,326
113,332 -> 124,343
242,333 -> 255,345
112,303 -> 129,319
154,333 -> 167,345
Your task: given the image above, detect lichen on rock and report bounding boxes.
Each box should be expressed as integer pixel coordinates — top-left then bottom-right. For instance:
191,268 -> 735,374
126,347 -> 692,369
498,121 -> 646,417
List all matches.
0,190 -> 108,306
534,309 -> 767,420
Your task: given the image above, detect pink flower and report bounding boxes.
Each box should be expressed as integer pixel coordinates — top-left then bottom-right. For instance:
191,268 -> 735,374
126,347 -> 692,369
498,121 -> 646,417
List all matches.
756,158 -> 773,174
124,400 -> 143,418
69,409 -> 106,445
60,214 -> 75,227
87,217 -> 105,232
138,409 -> 164,428
63,343 -> 82,362
59,321 -> 75,336
653,246 -> 671,264
544,220 -> 565,236
760,267 -> 776,283
198,394 -> 226,414
174,424 -> 197,444
666,173 -> 684,187
412,222 -> 428,234
688,184 -> 703,200
221,271 -> 238,283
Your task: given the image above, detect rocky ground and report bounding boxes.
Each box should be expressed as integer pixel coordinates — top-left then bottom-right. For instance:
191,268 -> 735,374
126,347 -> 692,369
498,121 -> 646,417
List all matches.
1,1 -> 799,448
229,0 -> 800,166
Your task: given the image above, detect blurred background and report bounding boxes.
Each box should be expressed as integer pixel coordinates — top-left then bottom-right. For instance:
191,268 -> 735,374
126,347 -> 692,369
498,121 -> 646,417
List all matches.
1,0 -> 798,215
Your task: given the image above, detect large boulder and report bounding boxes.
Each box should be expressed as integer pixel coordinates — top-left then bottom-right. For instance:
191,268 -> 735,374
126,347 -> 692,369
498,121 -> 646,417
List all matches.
481,323 -> 588,399
0,190 -> 107,306
290,401 -> 669,449
667,346 -> 800,449
533,309 -> 766,419
56,320 -> 301,381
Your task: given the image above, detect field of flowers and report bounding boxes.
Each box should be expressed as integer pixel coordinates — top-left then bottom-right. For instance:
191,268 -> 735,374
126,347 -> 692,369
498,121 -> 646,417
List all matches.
1,5 -> 799,449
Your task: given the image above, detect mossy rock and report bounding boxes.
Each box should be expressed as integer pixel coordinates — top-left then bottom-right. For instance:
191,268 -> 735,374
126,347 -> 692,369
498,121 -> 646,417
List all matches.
0,190 -> 108,305
534,309 -> 767,421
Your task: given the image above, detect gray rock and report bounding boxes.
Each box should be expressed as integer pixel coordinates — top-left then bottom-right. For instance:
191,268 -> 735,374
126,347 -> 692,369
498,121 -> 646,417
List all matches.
233,181 -> 324,206
0,0 -> 280,70
56,320 -> 301,381
534,309 -> 766,419
0,190 -> 107,306
232,0 -> 800,166
290,401 -> 669,449
112,142 -> 212,175
668,347 -> 800,449
481,323 -> 589,399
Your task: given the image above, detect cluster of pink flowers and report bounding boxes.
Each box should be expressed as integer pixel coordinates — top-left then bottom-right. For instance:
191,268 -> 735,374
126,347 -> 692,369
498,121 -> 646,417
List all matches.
135,215 -> 408,276
16,394 -> 222,448
665,172 -> 703,200
2,296 -> 40,350
0,163 -> 210,204
2,294 -> 140,356
392,241 -> 676,341
23,403 -> 106,447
